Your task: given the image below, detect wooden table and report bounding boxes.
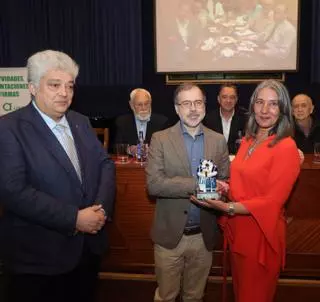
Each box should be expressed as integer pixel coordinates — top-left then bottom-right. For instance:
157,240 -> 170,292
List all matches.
1,155 -> 319,301
103,155 -> 320,279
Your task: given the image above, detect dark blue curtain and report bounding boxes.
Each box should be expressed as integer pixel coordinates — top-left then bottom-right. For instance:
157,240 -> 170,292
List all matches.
311,0 -> 320,83
0,0 -> 142,86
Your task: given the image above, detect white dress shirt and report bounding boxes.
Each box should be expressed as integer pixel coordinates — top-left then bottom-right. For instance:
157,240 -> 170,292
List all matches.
220,108 -> 234,143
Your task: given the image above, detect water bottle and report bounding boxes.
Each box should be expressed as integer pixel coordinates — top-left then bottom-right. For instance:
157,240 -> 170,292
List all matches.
136,130 -> 144,162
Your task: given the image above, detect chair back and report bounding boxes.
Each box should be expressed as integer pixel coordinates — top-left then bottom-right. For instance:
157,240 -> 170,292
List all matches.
94,128 -> 109,149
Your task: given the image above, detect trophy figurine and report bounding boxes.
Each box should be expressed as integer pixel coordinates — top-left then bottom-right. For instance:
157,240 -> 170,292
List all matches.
196,159 -> 220,200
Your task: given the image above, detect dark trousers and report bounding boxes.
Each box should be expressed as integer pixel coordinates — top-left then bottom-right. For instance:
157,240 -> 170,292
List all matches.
4,248 -> 101,302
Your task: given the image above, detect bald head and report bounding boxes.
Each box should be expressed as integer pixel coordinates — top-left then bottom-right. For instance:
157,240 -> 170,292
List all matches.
292,94 -> 314,121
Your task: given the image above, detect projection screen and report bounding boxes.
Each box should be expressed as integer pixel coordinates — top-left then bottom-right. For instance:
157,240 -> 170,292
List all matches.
155,0 -> 299,73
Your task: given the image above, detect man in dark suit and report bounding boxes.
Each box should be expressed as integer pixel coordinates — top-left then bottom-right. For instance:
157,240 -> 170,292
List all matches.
113,88 -> 168,153
0,50 -> 115,302
204,83 -> 247,154
146,83 -> 229,302
292,93 -> 320,153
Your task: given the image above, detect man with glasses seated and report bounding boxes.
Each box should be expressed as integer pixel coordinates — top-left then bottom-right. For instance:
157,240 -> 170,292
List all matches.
146,82 -> 229,302
113,88 -> 168,155
204,83 -> 247,154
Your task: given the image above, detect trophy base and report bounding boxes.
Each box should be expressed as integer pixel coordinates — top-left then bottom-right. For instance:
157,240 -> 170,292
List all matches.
196,191 -> 220,200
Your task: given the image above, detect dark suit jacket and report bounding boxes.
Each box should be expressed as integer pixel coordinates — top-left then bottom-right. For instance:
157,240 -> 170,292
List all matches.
146,122 -> 230,251
293,118 -> 320,153
113,113 -> 168,146
0,103 -> 115,275
203,109 -> 247,155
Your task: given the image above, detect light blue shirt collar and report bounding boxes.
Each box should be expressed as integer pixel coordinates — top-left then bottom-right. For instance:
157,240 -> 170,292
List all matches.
180,121 -> 204,137
135,116 -> 150,140
32,101 -> 69,130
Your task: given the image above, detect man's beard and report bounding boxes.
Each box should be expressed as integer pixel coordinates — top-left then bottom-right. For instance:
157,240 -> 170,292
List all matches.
135,112 -> 151,121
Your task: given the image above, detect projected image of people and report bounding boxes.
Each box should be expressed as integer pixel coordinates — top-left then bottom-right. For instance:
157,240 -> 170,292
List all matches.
155,0 -> 298,72
159,1 -> 204,68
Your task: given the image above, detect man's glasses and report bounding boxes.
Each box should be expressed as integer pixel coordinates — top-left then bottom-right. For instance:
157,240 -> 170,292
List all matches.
176,100 -> 205,109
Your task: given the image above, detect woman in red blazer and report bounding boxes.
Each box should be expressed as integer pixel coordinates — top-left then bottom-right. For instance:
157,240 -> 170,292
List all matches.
192,79 -> 301,302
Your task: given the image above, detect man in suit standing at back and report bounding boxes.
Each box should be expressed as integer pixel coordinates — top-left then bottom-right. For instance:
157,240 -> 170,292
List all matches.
204,83 -> 246,154
146,83 -> 229,302
0,50 -> 115,302
113,88 -> 168,154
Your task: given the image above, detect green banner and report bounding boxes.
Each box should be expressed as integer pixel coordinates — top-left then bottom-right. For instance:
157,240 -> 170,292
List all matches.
0,68 -> 29,116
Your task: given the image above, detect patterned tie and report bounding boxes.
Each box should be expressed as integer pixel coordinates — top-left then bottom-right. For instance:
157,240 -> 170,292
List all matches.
55,124 -> 82,182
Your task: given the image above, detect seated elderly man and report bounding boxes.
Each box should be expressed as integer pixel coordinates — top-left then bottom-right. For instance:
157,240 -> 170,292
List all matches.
113,88 -> 168,153
292,93 -> 320,153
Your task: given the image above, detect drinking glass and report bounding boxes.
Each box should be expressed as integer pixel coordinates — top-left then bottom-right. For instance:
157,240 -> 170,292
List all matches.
115,144 -> 129,163
313,142 -> 320,164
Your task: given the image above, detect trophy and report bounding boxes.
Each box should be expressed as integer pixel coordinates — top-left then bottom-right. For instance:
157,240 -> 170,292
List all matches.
196,159 -> 220,200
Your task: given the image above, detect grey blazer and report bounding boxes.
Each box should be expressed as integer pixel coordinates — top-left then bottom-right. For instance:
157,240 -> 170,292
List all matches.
146,122 -> 230,251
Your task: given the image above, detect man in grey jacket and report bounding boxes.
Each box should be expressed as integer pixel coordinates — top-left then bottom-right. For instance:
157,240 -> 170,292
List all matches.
146,83 -> 229,302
